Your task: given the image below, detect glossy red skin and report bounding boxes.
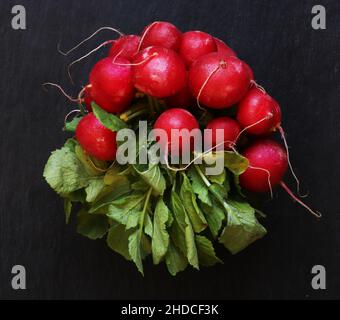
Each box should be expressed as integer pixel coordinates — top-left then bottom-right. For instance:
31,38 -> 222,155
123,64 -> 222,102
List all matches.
214,37 -> 237,57
243,62 -> 254,81
240,139 -> 288,193
189,53 -> 251,109
164,76 -> 195,108
140,21 -> 182,51
179,31 -> 217,67
83,85 -> 93,111
153,108 -> 199,153
108,35 -> 140,60
205,116 -> 241,150
76,113 -> 117,161
132,46 -> 187,98
89,57 -> 135,113
237,87 -> 281,135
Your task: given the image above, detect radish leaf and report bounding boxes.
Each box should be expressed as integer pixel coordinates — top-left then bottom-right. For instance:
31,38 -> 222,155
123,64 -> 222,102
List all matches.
92,103 -> 127,132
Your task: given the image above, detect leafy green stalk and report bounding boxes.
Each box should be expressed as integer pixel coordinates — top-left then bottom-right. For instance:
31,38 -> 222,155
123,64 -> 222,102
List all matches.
128,188 -> 153,275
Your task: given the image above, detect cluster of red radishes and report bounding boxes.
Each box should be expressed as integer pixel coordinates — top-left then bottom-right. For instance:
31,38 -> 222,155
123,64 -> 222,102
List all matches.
74,21 -> 319,217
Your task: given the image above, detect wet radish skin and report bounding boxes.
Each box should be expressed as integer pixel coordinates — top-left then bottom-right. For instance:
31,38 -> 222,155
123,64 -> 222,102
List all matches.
132,46 -> 187,98
76,113 -> 117,161
108,34 -> 140,60
164,74 -> 195,108
237,87 -> 281,135
214,37 -> 236,57
179,31 -> 217,67
240,139 -> 288,192
83,85 -> 93,111
153,108 -> 199,153
89,57 -> 135,113
189,52 -> 251,109
140,21 -> 182,51
205,116 -> 241,150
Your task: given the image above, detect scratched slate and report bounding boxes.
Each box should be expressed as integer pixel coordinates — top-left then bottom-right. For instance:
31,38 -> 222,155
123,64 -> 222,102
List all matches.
0,0 -> 339,300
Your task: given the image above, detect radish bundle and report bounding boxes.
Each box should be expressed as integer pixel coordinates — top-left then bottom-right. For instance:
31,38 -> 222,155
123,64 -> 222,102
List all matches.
43,21 -> 320,276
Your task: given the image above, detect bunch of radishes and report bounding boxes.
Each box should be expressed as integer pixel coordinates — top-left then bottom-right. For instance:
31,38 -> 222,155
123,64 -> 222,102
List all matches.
70,21 -> 318,217
44,21 -> 320,276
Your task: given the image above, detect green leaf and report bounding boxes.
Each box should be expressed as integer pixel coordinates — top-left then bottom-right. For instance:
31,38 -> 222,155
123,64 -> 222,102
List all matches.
133,163 -> 166,196
170,191 -> 199,270
125,210 -> 141,230
89,178 -> 130,213
219,200 -> 267,254
233,174 -> 245,197
131,180 -> 150,192
144,213 -> 153,237
106,193 -> 145,224
64,115 -> 82,132
64,198 -> 72,224
107,223 -> 133,260
141,232 -> 152,257
75,145 -> 107,176
187,167 -> 212,206
63,189 -> 86,203
152,199 -> 170,265
165,241 -> 188,276
180,173 -> 207,233
207,168 -> 226,185
202,151 -> 249,175
76,210 -> 109,240
64,138 -> 78,151
85,178 -> 106,202
103,164 -> 131,185
92,103 -> 127,131
200,200 -> 225,238
209,183 -> 228,201
128,230 -> 144,275
196,235 -> 223,267
43,145 -> 91,194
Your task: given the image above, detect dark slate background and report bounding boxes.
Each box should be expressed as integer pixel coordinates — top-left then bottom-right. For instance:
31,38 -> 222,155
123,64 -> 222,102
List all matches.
0,0 -> 339,300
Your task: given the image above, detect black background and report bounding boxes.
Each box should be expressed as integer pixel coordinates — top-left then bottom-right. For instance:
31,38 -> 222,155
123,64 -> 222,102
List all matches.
0,0 -> 339,300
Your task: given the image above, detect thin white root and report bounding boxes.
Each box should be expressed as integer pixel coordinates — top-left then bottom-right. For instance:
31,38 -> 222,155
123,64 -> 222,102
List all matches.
58,26 -> 124,56
278,126 -> 307,197
249,165 -> 273,199
280,181 -> 321,219
163,139 -> 237,172
235,114 -> 273,142
64,109 -> 81,125
112,52 -> 158,66
42,82 -> 79,102
137,21 -> 159,52
250,80 -> 267,94
196,65 -> 220,112
67,40 -> 116,83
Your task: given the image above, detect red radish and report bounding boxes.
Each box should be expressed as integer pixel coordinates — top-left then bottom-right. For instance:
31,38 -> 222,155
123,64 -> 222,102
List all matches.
139,21 -> 182,51
214,37 -> 236,57
132,46 -> 187,98
108,34 -> 140,60
164,77 -> 195,108
237,87 -> 305,196
179,31 -> 217,67
244,62 -> 254,81
237,87 -> 281,135
83,85 -> 93,111
240,139 -> 320,218
153,108 -> 199,153
214,37 -> 254,80
240,139 -> 287,193
76,113 -> 117,161
189,53 -> 251,109
89,57 -> 135,113
205,116 -> 241,150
